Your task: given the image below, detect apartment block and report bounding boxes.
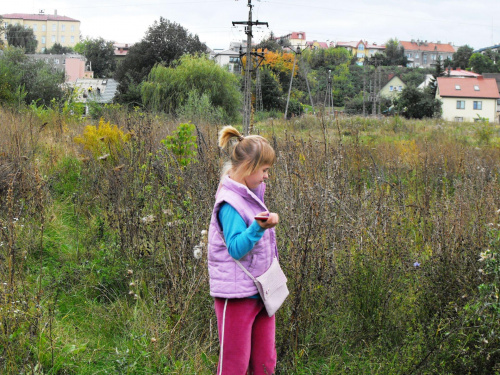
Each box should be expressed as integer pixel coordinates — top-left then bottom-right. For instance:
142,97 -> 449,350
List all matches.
2,11 -> 80,52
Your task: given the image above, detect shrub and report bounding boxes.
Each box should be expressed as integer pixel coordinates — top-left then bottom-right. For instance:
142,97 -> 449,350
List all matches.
73,118 -> 130,160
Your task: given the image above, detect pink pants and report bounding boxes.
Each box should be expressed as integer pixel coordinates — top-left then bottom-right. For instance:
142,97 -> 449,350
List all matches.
214,297 -> 276,375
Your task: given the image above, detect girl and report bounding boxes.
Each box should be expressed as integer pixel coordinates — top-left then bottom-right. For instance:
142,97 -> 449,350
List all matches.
208,126 -> 279,375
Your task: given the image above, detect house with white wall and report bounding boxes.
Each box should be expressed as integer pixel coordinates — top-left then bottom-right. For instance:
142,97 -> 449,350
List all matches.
213,49 -> 241,73
436,77 -> 500,123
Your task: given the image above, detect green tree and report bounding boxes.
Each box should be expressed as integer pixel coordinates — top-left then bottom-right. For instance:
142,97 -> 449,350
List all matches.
75,37 -> 116,78
260,67 -> 285,111
429,56 -> 445,96
469,53 -> 496,74
115,18 -> 207,104
369,39 -> 408,66
395,85 -> 441,119
141,55 -> 241,121
0,16 -> 5,48
44,42 -> 73,54
6,24 -> 38,53
0,47 -> 65,106
256,33 -> 283,52
452,45 -> 474,69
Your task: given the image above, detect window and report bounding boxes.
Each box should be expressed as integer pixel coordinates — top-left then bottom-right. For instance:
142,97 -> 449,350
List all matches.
61,36 -> 65,43
42,24 -> 46,31
456,100 -> 465,109
358,44 -> 365,50
33,24 -> 37,31
24,25 -> 29,29
455,85 -> 461,90
423,54 -> 428,64
41,36 -> 46,44
55,59 -> 59,64
52,35 -> 56,42
455,117 -> 464,122
415,53 -> 419,59
407,53 -> 412,58
71,25 -> 75,32
52,24 -> 56,31
61,24 -> 65,31
389,86 -> 394,91
474,85 -> 480,91
398,86 -> 403,91
497,99 -> 500,106
474,101 -> 482,110
71,36 -> 75,43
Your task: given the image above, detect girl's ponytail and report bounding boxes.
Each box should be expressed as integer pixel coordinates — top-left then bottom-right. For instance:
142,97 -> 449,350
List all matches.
218,126 -> 243,149
218,126 -> 275,179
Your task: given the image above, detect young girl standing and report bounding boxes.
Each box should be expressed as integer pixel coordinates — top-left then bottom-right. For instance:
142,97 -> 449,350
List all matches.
208,126 -> 279,375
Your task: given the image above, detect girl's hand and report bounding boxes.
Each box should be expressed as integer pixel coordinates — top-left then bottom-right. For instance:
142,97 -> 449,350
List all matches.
255,212 -> 279,229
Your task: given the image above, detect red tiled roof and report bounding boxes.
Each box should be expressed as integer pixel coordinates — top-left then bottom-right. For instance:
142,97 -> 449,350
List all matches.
2,13 -> 79,22
289,32 -> 306,40
448,69 -> 481,77
400,41 -> 455,53
437,77 -> 500,98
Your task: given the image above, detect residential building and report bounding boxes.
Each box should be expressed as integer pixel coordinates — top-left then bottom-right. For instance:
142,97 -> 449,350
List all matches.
474,44 -> 500,55
27,53 -> 93,82
436,77 -> 500,123
66,78 -> 119,115
336,40 -> 385,65
114,43 -> 133,64
2,11 -> 80,52
400,40 -> 455,68
213,49 -> 241,73
482,73 -> 500,113
419,69 -> 481,90
279,31 -> 307,49
306,41 -> 329,50
380,75 -> 406,98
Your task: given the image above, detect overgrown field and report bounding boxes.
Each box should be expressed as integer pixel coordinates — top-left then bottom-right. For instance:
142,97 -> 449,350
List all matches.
1,107 -> 500,374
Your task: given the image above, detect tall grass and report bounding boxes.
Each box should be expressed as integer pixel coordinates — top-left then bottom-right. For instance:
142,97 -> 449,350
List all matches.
1,106 -> 500,374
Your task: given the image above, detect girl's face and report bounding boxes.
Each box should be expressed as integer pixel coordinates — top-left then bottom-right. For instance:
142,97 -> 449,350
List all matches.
243,164 -> 271,190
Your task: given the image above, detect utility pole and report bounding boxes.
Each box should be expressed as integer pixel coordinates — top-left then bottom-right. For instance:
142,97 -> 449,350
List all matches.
362,62 -> 366,116
233,0 -> 268,134
284,48 -> 298,120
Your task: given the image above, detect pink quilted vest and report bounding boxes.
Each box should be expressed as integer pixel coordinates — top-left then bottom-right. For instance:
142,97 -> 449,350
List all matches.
207,175 -> 277,298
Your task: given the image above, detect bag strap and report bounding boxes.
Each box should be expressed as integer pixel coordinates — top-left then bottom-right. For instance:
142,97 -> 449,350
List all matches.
233,259 -> 257,282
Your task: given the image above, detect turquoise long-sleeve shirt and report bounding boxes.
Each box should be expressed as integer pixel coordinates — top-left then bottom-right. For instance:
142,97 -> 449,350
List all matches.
218,202 -> 266,260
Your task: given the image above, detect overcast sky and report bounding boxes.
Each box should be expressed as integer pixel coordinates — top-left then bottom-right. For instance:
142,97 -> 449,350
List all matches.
3,0 -> 499,51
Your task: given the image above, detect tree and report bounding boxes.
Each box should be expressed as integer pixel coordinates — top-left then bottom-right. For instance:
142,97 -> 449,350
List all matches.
395,85 -> 441,119
0,47 -> 65,106
141,55 -> 241,121
429,56 -> 445,96
256,33 -> 283,52
452,45 -> 474,69
0,16 -> 5,48
259,67 -> 285,111
370,39 -> 408,66
44,43 -> 73,54
115,18 -> 207,104
75,37 -> 116,78
6,24 -> 38,53
469,53 -> 496,74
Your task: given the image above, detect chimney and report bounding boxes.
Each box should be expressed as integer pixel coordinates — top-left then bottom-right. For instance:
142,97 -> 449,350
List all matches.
54,9 -> 57,16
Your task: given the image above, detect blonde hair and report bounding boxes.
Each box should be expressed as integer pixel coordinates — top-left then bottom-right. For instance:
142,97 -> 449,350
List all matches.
218,126 -> 276,178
